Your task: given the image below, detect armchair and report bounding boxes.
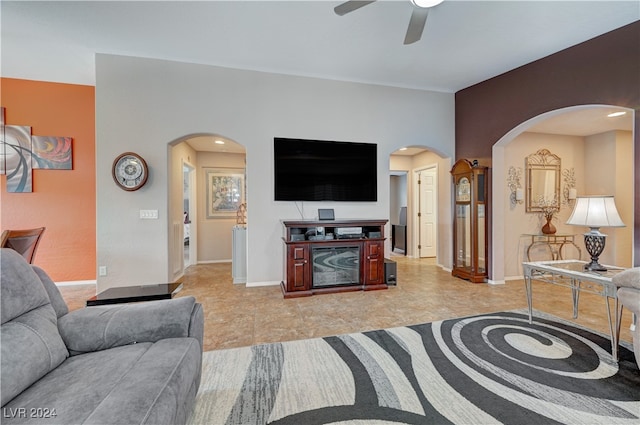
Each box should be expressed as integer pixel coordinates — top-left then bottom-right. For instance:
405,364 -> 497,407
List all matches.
613,267 -> 640,368
1,248 -> 203,424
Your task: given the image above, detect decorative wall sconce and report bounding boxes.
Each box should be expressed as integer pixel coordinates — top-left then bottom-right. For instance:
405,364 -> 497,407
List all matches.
562,168 -> 577,205
507,166 -> 524,206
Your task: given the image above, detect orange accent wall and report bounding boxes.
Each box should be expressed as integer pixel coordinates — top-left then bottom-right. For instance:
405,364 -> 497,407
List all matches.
0,78 -> 96,282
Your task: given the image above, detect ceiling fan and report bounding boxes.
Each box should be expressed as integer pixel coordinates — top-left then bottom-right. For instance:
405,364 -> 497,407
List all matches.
334,0 -> 444,45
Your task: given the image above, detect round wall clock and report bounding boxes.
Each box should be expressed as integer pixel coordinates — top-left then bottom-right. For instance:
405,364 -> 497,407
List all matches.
112,152 -> 149,191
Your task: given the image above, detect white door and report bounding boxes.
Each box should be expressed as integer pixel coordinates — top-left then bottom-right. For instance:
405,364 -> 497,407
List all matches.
418,167 -> 437,257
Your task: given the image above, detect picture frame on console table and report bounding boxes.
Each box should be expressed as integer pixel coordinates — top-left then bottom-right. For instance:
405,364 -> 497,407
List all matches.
205,168 -> 245,219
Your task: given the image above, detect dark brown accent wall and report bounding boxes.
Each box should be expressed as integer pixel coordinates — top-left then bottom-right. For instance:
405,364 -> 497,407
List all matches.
455,21 -> 640,266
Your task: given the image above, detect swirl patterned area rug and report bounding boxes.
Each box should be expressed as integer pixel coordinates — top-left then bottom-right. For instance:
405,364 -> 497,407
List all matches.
189,311 -> 640,425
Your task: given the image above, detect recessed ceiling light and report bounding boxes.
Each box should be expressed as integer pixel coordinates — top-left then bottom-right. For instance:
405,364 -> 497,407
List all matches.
214,140 -> 225,145
411,0 -> 443,8
399,147 -> 408,151
607,111 -> 626,118
411,0 -> 444,8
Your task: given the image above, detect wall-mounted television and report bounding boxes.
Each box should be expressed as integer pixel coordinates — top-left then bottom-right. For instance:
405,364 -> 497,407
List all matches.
274,137 -> 377,202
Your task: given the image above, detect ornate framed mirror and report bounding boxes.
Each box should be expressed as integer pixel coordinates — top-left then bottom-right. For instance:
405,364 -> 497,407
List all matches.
526,148 -> 561,213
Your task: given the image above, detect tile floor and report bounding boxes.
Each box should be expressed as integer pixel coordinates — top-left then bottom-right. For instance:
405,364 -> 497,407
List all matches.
59,256 -> 634,353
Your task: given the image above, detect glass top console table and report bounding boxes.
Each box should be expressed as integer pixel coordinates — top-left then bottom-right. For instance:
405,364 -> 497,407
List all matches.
522,233 -> 581,261
522,260 -> 625,360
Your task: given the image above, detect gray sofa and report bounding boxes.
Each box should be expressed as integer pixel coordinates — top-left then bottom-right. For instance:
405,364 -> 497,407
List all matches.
613,266 -> 640,369
0,248 -> 204,424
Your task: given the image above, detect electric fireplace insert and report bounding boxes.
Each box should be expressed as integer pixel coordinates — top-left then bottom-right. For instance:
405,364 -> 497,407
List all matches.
312,245 -> 360,288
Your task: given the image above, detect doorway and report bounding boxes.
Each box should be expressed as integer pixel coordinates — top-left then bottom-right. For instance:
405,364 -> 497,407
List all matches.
183,162 -> 196,268
168,134 -> 247,283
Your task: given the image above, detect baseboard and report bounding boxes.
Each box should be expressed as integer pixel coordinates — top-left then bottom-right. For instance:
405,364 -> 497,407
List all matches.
197,260 -> 232,264
438,264 -> 451,273
246,280 -> 280,288
55,280 -> 96,287
505,275 -> 524,281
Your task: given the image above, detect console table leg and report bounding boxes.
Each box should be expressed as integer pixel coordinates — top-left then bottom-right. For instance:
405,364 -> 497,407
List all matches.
613,297 -> 622,361
524,274 -> 533,324
570,278 -> 580,319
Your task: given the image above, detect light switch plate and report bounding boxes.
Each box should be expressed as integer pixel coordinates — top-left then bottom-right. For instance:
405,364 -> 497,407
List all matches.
140,209 -> 159,219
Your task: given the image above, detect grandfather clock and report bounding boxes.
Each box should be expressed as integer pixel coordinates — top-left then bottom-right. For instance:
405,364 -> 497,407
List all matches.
451,159 -> 489,283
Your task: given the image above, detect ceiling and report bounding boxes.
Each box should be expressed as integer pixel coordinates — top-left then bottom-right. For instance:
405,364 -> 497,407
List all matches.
2,1 -> 637,91
1,1 -> 637,151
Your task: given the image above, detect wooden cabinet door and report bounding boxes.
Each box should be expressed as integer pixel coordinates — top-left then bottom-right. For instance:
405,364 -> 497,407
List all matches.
363,241 -> 384,285
287,244 -> 310,291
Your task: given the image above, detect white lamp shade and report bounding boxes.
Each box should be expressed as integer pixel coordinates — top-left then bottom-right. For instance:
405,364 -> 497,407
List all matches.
566,196 -> 625,228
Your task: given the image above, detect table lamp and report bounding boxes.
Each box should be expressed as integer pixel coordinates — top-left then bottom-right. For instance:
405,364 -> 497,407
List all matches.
566,196 -> 625,271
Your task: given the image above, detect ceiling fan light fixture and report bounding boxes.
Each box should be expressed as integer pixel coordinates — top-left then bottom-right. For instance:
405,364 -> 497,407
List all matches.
411,0 -> 443,8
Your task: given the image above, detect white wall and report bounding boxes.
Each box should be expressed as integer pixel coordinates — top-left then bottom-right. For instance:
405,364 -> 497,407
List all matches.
96,54 -> 455,290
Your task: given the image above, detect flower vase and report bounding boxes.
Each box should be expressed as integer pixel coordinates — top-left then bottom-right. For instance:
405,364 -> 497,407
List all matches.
541,217 -> 556,235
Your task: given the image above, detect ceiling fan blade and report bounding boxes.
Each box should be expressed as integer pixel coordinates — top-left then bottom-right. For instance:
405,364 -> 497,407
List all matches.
334,0 -> 376,16
404,7 -> 429,45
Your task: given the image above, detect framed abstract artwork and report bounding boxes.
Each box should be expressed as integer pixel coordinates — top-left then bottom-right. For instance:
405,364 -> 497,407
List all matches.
4,125 -> 34,193
205,168 -> 245,219
32,136 -> 73,169
0,106 -> 73,193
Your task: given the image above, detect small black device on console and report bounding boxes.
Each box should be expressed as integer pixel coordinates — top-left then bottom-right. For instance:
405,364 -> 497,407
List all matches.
318,209 -> 335,220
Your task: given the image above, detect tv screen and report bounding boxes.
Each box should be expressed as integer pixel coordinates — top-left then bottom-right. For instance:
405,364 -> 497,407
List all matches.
274,138 -> 377,202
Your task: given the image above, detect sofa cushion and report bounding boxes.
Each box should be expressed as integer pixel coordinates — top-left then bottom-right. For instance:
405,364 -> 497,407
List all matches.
1,249 -> 52,324
0,249 -> 69,406
32,266 -> 69,319
2,338 -> 201,425
612,267 -> 640,290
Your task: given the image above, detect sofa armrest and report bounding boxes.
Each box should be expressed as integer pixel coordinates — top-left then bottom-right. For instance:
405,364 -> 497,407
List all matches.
58,296 -> 202,355
189,302 -> 204,351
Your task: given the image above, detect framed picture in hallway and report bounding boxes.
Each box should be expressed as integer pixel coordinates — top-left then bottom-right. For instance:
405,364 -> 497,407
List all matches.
205,168 -> 245,219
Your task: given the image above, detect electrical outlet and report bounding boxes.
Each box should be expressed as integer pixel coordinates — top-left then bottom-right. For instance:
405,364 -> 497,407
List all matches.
99,266 -> 107,276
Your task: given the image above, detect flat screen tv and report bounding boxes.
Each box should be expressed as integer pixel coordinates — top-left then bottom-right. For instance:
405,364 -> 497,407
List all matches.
274,137 -> 377,202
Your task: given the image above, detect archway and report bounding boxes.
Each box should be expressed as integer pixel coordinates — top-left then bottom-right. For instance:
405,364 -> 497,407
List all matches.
389,145 -> 452,266
168,133 -> 247,282
491,105 -> 634,283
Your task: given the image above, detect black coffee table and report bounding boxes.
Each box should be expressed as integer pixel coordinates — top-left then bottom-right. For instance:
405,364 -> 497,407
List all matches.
86,282 -> 183,306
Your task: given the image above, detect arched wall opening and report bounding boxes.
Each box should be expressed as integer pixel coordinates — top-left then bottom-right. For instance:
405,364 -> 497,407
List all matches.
168,133 -> 247,282
491,105 -> 635,283
389,145 -> 452,269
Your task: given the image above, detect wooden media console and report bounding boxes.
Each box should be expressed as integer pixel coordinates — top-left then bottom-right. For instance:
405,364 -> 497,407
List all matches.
281,219 -> 388,298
